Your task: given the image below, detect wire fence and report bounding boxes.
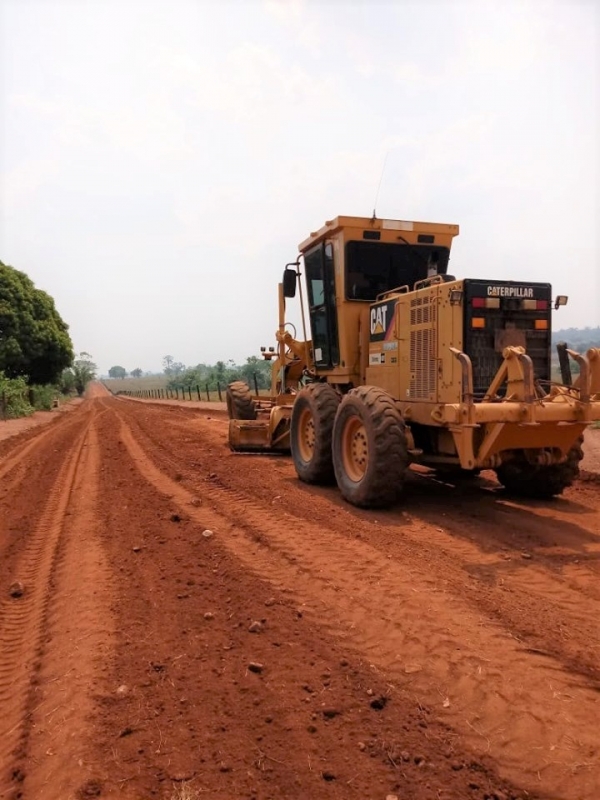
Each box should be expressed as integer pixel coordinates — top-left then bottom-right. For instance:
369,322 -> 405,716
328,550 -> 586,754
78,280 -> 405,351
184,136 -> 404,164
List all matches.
105,374 -> 267,403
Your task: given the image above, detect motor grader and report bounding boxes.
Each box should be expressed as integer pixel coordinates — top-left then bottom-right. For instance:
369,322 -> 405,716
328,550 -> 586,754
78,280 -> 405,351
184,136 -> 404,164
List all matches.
226,214 -> 600,508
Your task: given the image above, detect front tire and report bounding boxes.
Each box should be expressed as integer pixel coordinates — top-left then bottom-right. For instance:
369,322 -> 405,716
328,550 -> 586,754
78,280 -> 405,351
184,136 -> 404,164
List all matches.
226,381 -> 257,420
495,437 -> 583,498
291,383 -> 340,484
332,386 -> 409,508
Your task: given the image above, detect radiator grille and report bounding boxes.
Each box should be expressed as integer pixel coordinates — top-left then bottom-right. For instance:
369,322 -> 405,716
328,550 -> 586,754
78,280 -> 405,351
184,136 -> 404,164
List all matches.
467,324 -> 549,396
409,296 -> 437,399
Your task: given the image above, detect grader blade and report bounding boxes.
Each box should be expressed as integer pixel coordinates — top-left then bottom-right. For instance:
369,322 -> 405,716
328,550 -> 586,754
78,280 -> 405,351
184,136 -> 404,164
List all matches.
228,404 -> 292,453
228,419 -> 275,452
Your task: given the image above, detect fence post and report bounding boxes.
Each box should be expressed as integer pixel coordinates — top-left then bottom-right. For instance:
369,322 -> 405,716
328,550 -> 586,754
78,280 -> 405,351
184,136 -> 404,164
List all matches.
217,382 -> 222,401
205,384 -> 210,401
188,386 -> 192,401
253,373 -> 259,396
196,384 -> 201,400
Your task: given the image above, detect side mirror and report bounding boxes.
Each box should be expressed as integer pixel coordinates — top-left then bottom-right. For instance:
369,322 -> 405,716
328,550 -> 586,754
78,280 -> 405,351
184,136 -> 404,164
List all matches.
283,267 -> 297,298
554,295 -> 568,310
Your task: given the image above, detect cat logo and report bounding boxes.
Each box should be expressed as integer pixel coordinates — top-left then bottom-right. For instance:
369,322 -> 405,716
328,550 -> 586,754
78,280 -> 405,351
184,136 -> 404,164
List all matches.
370,305 -> 388,336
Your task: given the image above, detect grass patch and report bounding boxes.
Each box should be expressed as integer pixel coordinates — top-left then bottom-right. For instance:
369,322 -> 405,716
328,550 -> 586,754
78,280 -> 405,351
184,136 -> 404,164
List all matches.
170,783 -> 201,800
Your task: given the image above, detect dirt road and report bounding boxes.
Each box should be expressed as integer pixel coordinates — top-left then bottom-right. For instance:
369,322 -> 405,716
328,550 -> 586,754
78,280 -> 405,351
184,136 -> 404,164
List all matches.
1,386 -> 599,800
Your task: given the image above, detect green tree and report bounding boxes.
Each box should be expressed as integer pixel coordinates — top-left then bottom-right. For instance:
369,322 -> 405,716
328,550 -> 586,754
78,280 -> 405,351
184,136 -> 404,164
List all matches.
131,367 -> 143,378
162,355 -> 174,376
0,260 -> 73,383
68,352 -> 97,396
109,365 -> 127,379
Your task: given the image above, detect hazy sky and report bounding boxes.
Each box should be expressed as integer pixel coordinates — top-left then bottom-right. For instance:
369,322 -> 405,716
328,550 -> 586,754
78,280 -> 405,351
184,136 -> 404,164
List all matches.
1,0 -> 598,375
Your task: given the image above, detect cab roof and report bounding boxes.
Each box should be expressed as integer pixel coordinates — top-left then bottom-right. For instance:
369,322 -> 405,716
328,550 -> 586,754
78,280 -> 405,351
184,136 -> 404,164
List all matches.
299,215 -> 460,253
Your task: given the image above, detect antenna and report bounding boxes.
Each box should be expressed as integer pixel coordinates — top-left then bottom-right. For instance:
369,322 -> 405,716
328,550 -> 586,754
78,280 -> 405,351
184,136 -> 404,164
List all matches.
372,150 -> 390,219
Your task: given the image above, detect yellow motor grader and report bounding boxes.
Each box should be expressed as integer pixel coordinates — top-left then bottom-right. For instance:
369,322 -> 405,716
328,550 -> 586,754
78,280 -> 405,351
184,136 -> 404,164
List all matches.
227,215 -> 600,507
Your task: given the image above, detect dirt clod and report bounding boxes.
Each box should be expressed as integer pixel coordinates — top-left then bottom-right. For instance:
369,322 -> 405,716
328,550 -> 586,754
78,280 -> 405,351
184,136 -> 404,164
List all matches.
248,661 -> 264,673
370,695 -> 388,710
9,581 -> 24,598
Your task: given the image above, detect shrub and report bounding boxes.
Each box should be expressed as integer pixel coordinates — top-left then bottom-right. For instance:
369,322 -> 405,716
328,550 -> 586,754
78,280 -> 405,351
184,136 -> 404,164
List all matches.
0,372 -> 34,418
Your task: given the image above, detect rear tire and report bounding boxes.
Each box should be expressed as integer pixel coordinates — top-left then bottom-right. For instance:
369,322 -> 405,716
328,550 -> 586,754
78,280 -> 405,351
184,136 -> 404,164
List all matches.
495,437 -> 583,498
226,381 -> 257,420
291,383 -> 340,484
332,386 -> 409,508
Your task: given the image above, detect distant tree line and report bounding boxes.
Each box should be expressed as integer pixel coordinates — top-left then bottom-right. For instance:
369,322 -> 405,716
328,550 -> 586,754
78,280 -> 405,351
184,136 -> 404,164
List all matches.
107,356 -> 273,390
162,355 -> 272,391
552,327 -> 600,355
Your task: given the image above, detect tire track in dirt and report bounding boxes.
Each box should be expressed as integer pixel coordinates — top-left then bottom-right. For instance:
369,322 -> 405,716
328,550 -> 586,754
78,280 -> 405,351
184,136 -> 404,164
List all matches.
112,402 -> 599,800
0,403 -> 112,799
125,405 -> 600,683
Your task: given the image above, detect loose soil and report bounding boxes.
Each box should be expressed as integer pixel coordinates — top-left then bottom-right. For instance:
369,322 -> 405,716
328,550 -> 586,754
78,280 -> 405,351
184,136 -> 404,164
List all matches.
1,386 -> 598,800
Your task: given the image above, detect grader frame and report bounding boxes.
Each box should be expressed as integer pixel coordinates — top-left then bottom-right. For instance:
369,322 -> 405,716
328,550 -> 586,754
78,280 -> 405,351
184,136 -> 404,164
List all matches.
227,215 -> 600,507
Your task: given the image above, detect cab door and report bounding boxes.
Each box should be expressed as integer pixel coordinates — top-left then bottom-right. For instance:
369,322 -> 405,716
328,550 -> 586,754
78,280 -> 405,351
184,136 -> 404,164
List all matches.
304,242 -> 340,369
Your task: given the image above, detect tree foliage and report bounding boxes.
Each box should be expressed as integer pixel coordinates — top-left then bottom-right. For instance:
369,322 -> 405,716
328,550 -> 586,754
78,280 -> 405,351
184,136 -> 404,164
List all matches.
64,352 -> 97,396
131,367 -> 143,378
164,355 -> 272,391
109,365 -> 127,379
0,260 -> 73,384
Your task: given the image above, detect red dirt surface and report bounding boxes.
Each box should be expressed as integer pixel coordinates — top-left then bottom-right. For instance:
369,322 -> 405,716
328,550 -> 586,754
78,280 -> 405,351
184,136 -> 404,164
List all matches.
1,384 -> 599,800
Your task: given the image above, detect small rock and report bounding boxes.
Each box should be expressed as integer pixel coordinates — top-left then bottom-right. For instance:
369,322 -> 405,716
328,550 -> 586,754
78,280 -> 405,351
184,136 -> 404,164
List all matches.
386,795 -> 399,800
248,662 -> 263,674
204,612 -> 214,620
219,762 -> 231,773
265,715 -> 273,723
202,529 -> 214,538
264,597 -> 276,606
322,707 -> 340,719
307,724 -> 317,733
116,684 -> 129,696
358,741 -> 366,751
132,546 -> 142,553
248,621 -> 262,633
401,751 -> 410,762
190,498 -> 202,507
9,581 -> 24,598
321,771 -> 336,781
451,761 -> 463,771
340,658 -> 349,667
521,552 -> 532,560
119,726 -> 134,738
414,754 -> 425,766
404,663 -> 422,674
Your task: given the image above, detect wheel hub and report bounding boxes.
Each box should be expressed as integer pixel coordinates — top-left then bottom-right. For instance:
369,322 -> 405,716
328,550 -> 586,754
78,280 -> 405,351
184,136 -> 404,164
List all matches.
342,417 -> 368,482
297,409 -> 315,462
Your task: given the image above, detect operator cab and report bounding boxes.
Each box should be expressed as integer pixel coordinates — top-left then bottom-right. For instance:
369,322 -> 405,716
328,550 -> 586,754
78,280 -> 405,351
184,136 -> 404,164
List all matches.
290,215 -> 460,384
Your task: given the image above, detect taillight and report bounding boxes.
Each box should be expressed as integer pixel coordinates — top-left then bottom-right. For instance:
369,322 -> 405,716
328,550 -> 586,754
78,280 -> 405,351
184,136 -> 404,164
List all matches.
472,297 -> 500,309
522,299 -> 549,311
534,319 -> 548,330
471,317 -> 486,329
